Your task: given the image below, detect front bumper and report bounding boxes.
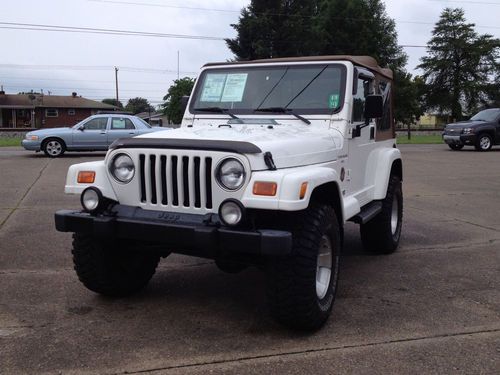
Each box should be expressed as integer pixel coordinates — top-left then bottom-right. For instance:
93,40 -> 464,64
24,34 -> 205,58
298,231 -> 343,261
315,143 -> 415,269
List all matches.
21,139 -> 41,151
443,134 -> 476,145
54,205 -> 292,258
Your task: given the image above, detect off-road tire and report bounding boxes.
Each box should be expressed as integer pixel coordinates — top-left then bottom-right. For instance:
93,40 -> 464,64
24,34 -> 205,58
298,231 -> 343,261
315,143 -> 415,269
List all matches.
448,143 -> 464,151
42,138 -> 66,157
72,233 -> 160,297
360,175 -> 403,254
266,204 -> 341,331
475,133 -> 493,151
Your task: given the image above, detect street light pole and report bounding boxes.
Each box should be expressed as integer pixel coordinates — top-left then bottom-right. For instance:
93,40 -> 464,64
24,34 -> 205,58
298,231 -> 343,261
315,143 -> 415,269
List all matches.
115,66 -> 119,103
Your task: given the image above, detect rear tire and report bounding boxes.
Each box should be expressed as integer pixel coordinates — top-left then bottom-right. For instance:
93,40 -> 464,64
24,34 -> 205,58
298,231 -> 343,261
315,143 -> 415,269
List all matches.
448,143 -> 464,151
475,133 -> 492,151
72,233 -> 160,297
43,138 -> 66,157
266,204 -> 341,331
360,175 -> 403,254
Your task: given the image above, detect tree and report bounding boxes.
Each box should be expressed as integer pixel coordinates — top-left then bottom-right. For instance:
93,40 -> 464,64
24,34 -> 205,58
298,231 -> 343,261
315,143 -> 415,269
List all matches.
102,98 -> 123,108
125,97 -> 154,114
161,77 -> 195,125
418,8 -> 500,120
226,0 -> 321,60
227,0 -> 421,124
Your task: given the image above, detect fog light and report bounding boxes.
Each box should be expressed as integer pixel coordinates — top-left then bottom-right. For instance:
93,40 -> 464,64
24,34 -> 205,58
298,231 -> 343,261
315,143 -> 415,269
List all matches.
219,199 -> 244,226
81,187 -> 103,213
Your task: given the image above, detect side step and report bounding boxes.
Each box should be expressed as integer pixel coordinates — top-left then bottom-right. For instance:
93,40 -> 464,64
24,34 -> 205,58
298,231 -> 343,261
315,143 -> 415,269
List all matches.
350,201 -> 382,224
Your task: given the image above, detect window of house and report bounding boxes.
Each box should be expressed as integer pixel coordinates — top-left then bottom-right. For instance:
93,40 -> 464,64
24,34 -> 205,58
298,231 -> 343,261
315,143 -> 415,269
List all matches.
45,109 -> 58,117
68,109 -> 76,115
83,117 -> 108,130
111,118 -> 135,130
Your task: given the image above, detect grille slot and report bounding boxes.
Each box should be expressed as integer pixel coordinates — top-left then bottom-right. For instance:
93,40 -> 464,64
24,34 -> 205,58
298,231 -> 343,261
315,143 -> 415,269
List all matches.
138,153 -> 213,210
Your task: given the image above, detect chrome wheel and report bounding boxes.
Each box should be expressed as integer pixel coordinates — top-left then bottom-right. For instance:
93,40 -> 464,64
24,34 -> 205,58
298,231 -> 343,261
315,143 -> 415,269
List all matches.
46,140 -> 63,156
479,136 -> 491,150
391,194 -> 399,235
316,235 -> 333,299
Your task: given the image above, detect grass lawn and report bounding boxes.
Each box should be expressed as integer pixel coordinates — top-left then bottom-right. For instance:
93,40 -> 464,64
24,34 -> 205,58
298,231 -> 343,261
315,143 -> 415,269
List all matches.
0,137 -> 22,147
396,134 -> 443,144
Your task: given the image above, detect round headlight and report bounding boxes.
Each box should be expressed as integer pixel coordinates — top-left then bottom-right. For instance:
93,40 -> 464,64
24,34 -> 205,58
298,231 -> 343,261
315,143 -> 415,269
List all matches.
81,187 -> 102,212
110,153 -> 135,183
219,199 -> 244,226
216,158 -> 246,191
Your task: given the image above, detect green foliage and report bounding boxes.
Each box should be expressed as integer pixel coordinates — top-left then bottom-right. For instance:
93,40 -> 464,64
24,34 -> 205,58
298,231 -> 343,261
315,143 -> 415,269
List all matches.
0,137 -> 22,147
394,71 -> 425,124
162,77 -> 196,124
125,97 -> 154,114
396,135 -> 443,144
418,8 -> 500,120
226,0 -> 321,60
101,98 -> 124,108
226,0 -> 422,124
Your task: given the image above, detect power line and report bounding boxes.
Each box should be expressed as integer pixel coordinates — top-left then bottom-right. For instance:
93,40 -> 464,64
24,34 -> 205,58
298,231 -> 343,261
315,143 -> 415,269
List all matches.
87,0 -> 500,29
427,0 -> 500,5
2,84 -> 168,93
0,21 -> 226,41
0,76 -> 181,85
0,63 -> 197,75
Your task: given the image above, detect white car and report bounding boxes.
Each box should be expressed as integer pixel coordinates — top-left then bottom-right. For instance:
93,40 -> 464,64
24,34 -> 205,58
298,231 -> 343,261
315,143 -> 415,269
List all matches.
55,55 -> 403,330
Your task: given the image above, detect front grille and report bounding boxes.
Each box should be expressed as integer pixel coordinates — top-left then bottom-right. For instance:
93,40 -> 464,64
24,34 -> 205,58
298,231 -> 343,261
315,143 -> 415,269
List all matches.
138,153 -> 213,209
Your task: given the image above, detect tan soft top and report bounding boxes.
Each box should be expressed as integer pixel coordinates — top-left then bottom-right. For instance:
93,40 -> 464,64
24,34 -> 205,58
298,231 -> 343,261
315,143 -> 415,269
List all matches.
203,55 -> 393,80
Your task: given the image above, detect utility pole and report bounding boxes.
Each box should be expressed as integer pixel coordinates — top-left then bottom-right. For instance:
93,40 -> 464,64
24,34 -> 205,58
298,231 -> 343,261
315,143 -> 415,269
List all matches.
177,51 -> 180,80
114,66 -> 119,103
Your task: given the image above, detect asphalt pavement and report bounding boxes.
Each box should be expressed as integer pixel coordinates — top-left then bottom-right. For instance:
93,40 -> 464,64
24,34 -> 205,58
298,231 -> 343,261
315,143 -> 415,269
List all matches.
0,145 -> 499,374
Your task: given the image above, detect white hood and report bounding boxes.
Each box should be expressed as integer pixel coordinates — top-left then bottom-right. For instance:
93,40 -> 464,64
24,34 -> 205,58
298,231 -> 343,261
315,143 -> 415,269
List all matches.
136,124 -> 343,170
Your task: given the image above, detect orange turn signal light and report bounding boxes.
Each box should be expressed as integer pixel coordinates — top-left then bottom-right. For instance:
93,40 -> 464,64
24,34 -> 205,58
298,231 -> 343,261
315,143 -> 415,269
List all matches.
253,181 -> 277,196
77,171 -> 96,184
300,182 -> 308,199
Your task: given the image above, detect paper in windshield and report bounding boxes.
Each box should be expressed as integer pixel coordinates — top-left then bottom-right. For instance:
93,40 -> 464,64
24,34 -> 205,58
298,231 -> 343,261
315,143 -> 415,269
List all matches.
200,74 -> 227,102
221,74 -> 248,102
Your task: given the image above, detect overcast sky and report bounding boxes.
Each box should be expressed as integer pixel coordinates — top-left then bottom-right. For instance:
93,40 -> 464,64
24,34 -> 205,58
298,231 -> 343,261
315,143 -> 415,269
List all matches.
1,0 -> 499,107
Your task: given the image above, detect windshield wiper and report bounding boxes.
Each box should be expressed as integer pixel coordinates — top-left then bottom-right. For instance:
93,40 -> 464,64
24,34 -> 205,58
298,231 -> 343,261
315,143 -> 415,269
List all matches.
254,107 -> 311,125
193,107 -> 240,120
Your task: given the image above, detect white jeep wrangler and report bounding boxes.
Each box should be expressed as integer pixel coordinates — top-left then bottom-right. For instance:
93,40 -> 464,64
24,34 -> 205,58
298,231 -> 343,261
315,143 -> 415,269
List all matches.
55,55 -> 403,330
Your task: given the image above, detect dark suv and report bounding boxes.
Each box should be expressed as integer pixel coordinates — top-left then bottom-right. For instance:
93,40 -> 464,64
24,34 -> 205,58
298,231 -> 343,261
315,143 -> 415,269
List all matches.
443,108 -> 500,151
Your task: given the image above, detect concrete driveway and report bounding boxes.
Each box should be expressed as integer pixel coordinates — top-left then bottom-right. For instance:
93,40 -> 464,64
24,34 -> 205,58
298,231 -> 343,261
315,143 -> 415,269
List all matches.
0,145 -> 499,374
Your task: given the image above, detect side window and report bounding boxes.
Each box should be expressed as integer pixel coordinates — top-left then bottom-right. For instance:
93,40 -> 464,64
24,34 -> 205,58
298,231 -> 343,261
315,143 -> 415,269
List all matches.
111,118 -> 135,130
84,117 -> 108,130
377,81 -> 392,131
352,78 -> 371,123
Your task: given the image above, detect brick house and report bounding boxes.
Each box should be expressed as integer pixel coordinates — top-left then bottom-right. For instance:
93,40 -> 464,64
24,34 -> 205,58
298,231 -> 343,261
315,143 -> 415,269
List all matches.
0,91 -> 118,129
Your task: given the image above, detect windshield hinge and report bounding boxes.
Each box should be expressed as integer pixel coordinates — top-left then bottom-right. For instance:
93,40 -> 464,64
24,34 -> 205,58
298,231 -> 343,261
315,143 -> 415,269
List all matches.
264,152 -> 277,170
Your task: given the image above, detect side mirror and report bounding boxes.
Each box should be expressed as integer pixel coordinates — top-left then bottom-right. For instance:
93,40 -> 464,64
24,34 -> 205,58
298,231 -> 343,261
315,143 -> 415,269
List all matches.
364,95 -> 384,119
78,126 -> 85,131
180,95 -> 189,115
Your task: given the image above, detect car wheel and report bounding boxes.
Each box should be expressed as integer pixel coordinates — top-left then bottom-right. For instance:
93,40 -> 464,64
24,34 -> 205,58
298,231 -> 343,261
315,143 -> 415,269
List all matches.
360,175 -> 403,254
43,138 -> 66,157
475,134 -> 492,151
266,204 -> 341,331
448,143 -> 464,151
72,233 -> 160,297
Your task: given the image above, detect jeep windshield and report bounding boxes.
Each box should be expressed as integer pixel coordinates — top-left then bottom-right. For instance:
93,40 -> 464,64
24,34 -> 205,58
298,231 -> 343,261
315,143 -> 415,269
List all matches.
190,64 -> 346,116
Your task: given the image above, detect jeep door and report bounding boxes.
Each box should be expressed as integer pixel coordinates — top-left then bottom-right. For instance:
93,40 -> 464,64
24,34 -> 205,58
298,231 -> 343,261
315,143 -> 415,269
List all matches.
72,117 -> 109,150
347,71 -> 377,196
107,117 -> 137,145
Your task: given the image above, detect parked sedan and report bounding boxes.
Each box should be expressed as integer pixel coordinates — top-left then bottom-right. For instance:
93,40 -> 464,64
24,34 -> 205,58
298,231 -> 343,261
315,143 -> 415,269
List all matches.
442,108 -> 500,151
22,114 -> 167,157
